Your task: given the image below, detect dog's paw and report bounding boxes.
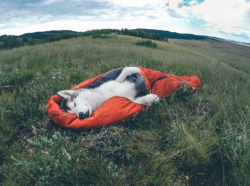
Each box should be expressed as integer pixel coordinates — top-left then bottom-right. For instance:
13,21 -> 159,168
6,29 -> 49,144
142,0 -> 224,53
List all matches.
144,94 -> 159,106
116,67 -> 141,82
124,67 -> 141,76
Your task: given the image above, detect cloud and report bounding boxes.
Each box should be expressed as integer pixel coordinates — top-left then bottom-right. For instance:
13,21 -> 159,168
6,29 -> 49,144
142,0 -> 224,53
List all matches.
0,0 -> 249,43
194,0 -> 250,35
0,0 -> 161,28
0,0 -> 114,26
167,9 -> 185,18
165,0 -> 250,42
188,1 -> 198,6
0,0 -> 168,36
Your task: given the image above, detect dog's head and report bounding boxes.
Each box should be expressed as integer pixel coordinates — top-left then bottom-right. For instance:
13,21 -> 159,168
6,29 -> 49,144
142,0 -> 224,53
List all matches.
57,90 -> 92,119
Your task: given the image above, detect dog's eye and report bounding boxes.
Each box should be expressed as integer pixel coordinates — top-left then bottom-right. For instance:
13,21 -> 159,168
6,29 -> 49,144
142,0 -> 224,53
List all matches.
74,102 -> 76,107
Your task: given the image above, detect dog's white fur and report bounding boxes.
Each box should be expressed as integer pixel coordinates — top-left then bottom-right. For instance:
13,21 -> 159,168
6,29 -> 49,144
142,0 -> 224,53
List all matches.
57,67 -> 159,119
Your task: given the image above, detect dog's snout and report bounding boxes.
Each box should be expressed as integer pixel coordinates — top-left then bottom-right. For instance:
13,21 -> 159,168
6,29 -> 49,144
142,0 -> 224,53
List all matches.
79,111 -> 89,119
79,112 -> 85,119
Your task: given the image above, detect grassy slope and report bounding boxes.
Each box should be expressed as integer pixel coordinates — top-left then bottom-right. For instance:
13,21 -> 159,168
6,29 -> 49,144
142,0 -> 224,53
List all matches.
0,35 -> 250,185
170,38 -> 250,74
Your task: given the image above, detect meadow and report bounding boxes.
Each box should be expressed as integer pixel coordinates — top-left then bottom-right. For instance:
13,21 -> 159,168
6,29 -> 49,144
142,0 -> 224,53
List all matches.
0,34 -> 250,185
170,38 -> 250,74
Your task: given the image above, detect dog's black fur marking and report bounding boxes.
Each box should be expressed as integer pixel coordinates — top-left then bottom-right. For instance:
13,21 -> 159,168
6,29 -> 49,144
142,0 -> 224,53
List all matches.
85,68 -> 123,89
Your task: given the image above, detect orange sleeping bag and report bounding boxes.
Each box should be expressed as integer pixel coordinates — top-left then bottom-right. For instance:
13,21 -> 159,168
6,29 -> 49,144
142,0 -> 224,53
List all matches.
47,67 -> 201,130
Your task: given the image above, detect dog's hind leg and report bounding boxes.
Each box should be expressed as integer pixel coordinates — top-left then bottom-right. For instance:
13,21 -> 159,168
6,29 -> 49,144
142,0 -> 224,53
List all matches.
134,94 -> 159,106
116,67 -> 141,83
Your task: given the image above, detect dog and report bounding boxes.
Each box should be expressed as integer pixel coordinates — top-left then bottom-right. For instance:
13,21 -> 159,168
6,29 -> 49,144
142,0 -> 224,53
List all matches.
57,67 -> 159,119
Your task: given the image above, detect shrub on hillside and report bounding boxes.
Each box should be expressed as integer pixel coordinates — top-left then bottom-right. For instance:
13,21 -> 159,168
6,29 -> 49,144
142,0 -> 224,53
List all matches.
121,29 -> 164,41
92,34 -> 112,39
135,40 -> 157,48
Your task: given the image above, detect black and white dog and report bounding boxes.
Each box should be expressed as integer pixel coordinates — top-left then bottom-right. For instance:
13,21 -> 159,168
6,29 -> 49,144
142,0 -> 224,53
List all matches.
57,67 -> 159,119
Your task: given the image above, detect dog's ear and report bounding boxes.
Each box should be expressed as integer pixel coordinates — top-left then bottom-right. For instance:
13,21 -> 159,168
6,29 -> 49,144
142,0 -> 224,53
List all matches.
57,90 -> 75,99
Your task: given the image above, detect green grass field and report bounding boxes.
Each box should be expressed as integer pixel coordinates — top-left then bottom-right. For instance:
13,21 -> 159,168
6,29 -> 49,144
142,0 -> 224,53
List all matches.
170,38 -> 250,74
0,34 -> 250,185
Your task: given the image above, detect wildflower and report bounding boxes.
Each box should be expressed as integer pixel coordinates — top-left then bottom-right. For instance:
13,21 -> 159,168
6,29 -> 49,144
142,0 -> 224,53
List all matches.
66,153 -> 72,160
81,137 -> 85,142
62,148 -> 71,160
107,164 -> 112,171
112,172 -> 119,178
52,76 -> 56,79
39,168 -> 43,172
32,126 -> 37,135
55,160 -> 60,168
52,133 -> 57,140
41,150 -> 49,155
52,131 -> 60,139
154,151 -> 160,156
11,156 -> 18,161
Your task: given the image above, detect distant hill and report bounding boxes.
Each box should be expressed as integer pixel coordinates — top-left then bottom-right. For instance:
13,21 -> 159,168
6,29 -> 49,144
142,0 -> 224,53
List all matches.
19,30 -> 78,39
0,30 -> 78,41
0,29 -> 118,42
137,28 -> 250,46
0,29 -> 163,50
0,28 -> 215,41
1,28 -> 249,49
137,28 -> 208,40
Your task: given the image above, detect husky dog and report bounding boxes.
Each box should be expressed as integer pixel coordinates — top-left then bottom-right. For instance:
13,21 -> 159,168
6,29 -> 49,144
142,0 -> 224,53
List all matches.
57,67 -> 159,119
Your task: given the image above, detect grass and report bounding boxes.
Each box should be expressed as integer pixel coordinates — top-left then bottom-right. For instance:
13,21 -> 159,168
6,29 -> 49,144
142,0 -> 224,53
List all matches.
170,38 -> 250,74
0,34 -> 250,185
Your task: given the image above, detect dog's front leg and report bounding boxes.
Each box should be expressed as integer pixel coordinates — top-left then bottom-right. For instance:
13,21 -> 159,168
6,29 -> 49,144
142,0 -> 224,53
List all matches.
116,67 -> 141,83
134,94 -> 159,106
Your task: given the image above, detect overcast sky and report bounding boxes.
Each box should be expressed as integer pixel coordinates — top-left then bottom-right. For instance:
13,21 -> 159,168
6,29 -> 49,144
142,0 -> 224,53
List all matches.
0,0 -> 250,43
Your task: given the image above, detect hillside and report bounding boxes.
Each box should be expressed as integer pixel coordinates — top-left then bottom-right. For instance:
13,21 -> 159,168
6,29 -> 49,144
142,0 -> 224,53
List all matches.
170,38 -> 250,74
1,28 -> 249,50
0,34 -> 250,185
138,28 -> 208,40
0,30 -> 78,40
139,28 -> 250,46
0,29 -> 161,50
19,30 -> 78,39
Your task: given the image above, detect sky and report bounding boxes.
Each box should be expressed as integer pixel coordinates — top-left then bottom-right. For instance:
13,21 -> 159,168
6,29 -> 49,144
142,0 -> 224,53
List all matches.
0,0 -> 250,43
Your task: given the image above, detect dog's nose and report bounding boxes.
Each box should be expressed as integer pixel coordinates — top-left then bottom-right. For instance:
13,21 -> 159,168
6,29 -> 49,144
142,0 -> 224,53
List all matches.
79,112 -> 85,119
79,111 -> 90,119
